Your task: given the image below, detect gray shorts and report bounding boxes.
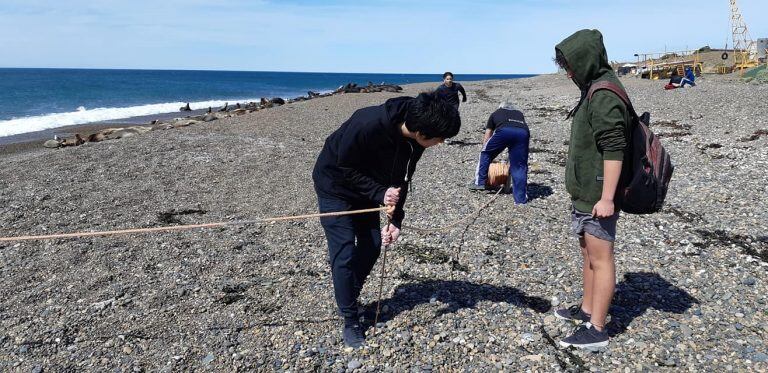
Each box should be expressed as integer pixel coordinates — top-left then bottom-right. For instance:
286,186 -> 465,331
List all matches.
571,206 -> 619,242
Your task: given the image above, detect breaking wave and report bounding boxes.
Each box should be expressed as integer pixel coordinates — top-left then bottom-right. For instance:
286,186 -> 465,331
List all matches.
0,98 -> 258,137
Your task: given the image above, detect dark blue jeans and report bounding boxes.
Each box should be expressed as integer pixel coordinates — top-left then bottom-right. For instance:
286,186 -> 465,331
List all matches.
316,194 -> 381,320
475,126 -> 530,204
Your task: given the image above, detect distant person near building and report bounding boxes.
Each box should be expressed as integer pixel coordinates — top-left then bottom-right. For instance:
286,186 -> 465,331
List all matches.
468,100 -> 530,204
434,72 -> 467,109
680,67 -> 696,87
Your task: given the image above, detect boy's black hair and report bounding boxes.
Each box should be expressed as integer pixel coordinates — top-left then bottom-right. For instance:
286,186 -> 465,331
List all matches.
442,71 -> 454,79
405,92 -> 461,139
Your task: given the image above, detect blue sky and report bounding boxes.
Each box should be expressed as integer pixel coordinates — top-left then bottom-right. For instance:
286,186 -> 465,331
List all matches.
0,0 -> 766,74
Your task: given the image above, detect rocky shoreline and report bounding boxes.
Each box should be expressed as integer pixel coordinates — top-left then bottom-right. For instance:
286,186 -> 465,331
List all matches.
0,74 -> 766,371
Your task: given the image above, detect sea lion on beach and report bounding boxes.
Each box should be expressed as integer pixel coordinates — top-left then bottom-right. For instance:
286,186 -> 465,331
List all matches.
269,98 -> 285,106
207,107 -> 212,114
203,114 -> 217,122
180,103 -> 191,111
88,133 -> 106,142
43,139 -> 61,148
106,127 -> 149,140
219,103 -> 229,112
61,134 -> 86,147
235,103 -> 241,109
380,85 -> 402,93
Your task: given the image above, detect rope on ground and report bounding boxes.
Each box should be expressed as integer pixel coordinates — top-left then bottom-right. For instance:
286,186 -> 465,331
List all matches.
0,207 -> 388,242
1,187 -> 505,242
402,187 -> 504,233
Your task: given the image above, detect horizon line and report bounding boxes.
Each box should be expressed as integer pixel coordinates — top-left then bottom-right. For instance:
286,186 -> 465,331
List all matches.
0,66 -> 545,76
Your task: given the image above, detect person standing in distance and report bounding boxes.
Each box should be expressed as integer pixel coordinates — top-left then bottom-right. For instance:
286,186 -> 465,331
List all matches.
435,72 -> 467,110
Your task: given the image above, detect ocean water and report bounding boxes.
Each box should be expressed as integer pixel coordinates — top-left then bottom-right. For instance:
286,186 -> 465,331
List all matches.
0,68 -> 534,137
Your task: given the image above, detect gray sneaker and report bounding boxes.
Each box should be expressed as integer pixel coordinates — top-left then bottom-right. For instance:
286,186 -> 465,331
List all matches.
468,183 -> 486,191
559,323 -> 609,349
554,304 -> 591,323
342,323 -> 366,348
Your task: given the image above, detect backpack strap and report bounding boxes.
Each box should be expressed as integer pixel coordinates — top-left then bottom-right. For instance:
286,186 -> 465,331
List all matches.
587,81 -> 638,118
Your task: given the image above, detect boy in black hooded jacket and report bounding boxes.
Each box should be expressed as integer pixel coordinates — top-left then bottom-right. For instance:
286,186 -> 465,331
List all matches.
313,93 -> 461,348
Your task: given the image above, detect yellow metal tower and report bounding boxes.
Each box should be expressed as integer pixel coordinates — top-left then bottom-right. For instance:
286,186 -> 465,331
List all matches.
730,0 -> 759,71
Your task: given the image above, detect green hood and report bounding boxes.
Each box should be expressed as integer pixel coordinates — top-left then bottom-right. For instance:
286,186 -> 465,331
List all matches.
555,29 -> 613,88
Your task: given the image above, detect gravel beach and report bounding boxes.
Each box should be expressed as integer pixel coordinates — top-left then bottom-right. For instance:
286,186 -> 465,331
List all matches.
1,73 -> 766,371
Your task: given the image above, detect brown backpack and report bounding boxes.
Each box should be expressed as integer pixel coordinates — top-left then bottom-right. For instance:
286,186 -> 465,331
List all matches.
587,81 -> 674,214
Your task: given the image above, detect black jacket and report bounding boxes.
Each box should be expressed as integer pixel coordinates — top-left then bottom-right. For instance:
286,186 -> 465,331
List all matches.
434,83 -> 466,107
312,96 -> 424,228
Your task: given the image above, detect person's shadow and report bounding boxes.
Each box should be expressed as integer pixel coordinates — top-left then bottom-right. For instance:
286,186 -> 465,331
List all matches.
608,272 -> 699,337
363,280 -> 551,325
527,182 -> 553,201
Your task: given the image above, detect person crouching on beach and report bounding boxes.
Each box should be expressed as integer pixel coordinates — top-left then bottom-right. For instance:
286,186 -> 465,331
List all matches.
312,92 -> 461,348
468,99 -> 530,204
552,29 -> 631,350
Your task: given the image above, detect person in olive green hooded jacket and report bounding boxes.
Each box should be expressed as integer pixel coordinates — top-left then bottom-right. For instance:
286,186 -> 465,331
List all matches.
552,29 -> 631,350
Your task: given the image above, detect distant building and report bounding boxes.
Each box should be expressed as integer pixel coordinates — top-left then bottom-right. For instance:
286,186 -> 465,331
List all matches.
758,38 -> 768,62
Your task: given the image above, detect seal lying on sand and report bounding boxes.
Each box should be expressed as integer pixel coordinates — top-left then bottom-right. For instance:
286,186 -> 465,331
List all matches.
179,103 -> 191,111
43,139 -> 62,148
60,134 -> 86,147
88,133 -> 106,142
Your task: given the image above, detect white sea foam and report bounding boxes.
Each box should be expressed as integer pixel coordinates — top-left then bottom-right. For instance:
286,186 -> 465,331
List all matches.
0,98 -> 260,137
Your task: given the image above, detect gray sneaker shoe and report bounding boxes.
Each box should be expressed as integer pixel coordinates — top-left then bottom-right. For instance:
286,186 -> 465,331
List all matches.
559,322 -> 609,349
468,183 -> 488,191
554,304 -> 591,323
342,323 -> 366,348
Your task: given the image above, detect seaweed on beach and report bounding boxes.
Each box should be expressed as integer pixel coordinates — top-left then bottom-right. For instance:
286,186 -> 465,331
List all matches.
547,154 -> 568,167
656,131 -> 692,139
651,120 -> 691,130
739,129 -> 768,142
532,106 -> 570,117
694,229 -> 768,262
665,206 -> 707,224
399,243 -> 451,265
473,89 -> 496,103
157,208 -> 207,225
446,139 -> 481,147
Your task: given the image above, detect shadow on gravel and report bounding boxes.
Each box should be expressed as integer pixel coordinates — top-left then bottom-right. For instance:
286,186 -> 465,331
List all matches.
368,280 -> 551,325
608,272 -> 698,337
527,183 -> 553,201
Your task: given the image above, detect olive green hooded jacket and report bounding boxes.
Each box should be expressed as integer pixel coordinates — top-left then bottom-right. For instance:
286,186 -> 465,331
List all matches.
555,29 -> 631,212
